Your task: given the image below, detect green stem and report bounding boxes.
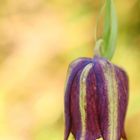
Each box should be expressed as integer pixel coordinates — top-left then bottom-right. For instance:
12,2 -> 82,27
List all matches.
95,0 -> 118,60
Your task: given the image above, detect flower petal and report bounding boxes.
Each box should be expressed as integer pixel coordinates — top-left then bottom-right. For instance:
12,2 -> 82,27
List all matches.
115,66 -> 129,140
85,65 -> 102,139
79,63 -> 93,140
64,58 -> 91,140
93,57 -> 129,140
70,63 -> 101,140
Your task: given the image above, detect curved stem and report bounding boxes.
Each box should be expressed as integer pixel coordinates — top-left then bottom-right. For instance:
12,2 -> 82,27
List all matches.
95,0 -> 118,60
94,39 -> 103,57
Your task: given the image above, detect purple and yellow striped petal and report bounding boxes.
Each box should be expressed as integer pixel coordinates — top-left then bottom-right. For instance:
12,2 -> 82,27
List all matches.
64,58 -> 91,140
94,57 -> 128,140
101,60 -> 118,140
115,66 -> 128,140
85,65 -> 102,140
93,57 -> 109,139
79,63 -> 93,140
69,62 -> 102,140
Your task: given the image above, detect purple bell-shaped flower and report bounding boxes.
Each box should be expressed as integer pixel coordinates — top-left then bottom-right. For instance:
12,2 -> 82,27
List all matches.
64,55 -> 128,140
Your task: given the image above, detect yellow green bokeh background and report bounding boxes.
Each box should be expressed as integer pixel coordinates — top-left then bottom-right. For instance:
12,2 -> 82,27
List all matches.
0,0 -> 139,140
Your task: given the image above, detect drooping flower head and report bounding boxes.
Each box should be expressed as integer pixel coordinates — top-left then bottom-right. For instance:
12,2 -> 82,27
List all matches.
64,56 -> 128,140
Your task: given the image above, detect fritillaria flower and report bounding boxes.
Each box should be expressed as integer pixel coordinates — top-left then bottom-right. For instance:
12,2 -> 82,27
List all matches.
64,56 -> 128,140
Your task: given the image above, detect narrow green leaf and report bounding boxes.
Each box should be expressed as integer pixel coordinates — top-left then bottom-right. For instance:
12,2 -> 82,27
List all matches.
101,0 -> 118,60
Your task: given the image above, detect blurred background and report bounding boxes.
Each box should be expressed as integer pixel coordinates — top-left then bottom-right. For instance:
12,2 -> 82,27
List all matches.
0,0 -> 139,140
